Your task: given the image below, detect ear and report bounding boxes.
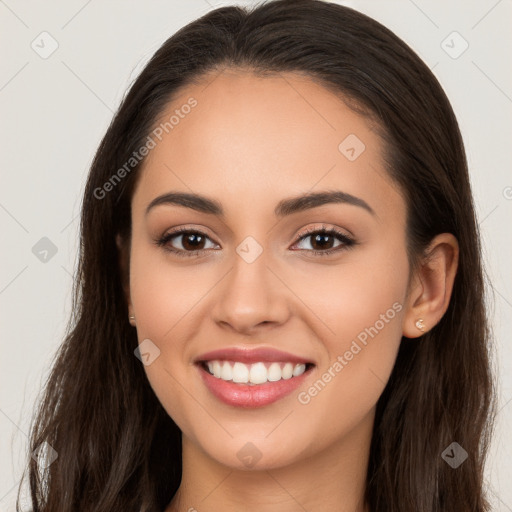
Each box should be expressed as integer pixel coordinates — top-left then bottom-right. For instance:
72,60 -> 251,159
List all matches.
402,233 -> 459,338
116,233 -> 135,324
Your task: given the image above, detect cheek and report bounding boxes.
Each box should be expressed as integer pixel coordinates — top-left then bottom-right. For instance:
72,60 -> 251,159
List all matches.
287,238 -> 409,347
292,245 -> 408,435
129,240 -> 199,339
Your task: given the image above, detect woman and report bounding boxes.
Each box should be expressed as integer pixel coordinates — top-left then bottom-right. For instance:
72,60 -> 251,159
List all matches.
18,0 -> 496,511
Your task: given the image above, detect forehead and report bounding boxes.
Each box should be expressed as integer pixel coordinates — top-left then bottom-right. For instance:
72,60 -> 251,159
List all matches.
132,69 -> 403,222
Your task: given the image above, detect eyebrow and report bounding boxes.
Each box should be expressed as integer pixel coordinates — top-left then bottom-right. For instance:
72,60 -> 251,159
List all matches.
145,190 -> 376,218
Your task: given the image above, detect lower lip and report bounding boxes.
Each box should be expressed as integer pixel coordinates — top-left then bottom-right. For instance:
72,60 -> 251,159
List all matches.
197,363 -> 314,408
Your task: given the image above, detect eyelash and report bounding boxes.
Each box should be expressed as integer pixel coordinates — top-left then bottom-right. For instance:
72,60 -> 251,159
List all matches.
154,225 -> 356,259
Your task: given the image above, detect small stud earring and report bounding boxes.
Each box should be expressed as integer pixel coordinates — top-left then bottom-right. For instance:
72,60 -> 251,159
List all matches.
415,318 -> 425,332
129,314 -> 136,323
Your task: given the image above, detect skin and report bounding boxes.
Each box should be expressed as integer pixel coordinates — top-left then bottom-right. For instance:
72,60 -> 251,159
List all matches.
118,69 -> 459,512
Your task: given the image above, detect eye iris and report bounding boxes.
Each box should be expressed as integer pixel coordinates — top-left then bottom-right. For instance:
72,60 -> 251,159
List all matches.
182,232 -> 205,250
311,233 -> 333,250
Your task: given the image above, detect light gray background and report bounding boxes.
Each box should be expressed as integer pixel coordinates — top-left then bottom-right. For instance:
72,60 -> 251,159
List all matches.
1,0 -> 511,510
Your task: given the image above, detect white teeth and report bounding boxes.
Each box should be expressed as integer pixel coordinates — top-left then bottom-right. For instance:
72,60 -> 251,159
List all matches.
220,361 -> 233,381
203,360 -> 309,384
249,362 -> 268,384
212,360 -> 222,378
282,362 -> 293,380
232,362 -> 249,383
293,363 -> 306,376
267,362 -> 282,382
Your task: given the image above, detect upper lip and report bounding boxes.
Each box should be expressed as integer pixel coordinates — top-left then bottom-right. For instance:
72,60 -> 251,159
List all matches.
195,346 -> 315,365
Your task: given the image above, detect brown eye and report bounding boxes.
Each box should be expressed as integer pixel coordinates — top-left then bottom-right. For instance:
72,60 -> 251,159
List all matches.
156,229 -> 218,257
293,227 -> 355,256
155,226 -> 356,258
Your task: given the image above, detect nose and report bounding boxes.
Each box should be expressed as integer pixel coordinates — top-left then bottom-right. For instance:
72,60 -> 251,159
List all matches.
211,249 -> 290,335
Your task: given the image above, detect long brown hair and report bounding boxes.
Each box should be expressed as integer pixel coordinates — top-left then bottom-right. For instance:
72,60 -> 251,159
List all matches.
17,1 -> 496,510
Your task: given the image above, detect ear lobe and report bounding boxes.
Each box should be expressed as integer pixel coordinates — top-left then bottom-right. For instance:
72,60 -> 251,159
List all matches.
402,233 -> 459,338
116,233 -> 133,311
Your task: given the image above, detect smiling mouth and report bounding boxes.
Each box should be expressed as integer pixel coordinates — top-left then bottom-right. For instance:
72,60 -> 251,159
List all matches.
198,360 -> 315,386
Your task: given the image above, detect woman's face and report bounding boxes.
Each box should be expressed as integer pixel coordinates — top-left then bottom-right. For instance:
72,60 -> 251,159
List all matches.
127,69 -> 411,470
